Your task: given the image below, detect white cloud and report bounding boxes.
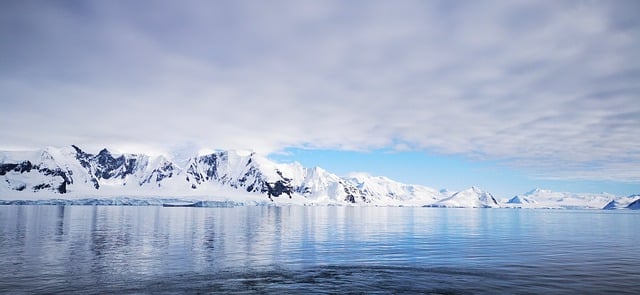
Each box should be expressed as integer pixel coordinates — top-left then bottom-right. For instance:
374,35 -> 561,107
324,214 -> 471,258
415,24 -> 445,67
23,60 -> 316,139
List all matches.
0,0 -> 638,181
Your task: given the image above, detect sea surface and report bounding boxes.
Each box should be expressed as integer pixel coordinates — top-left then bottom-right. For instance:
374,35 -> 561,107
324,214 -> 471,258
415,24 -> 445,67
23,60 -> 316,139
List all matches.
0,205 -> 638,294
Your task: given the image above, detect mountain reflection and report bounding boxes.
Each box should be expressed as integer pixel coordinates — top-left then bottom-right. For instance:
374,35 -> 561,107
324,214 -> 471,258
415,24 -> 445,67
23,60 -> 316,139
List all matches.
1,206 -> 639,294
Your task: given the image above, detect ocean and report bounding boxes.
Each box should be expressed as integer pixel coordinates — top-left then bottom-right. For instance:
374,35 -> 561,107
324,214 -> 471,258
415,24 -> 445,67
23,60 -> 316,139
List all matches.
1,205 -> 638,294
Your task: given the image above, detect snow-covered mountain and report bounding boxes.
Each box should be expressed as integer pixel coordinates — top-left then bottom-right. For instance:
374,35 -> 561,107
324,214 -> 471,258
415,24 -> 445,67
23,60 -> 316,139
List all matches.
346,173 -> 442,206
425,187 -> 500,208
1,146 -> 638,209
628,198 -> 640,210
504,188 -> 626,209
0,145 -> 432,205
603,194 -> 640,210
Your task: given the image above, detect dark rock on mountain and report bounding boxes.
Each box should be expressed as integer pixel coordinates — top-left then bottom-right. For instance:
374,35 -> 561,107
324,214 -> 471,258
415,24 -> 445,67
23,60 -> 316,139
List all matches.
1,159 -> 71,194
342,180 -> 368,203
0,161 -> 34,175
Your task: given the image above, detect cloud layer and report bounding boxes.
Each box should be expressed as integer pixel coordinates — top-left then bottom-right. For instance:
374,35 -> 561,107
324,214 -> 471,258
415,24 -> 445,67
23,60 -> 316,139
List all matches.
1,0 -> 639,181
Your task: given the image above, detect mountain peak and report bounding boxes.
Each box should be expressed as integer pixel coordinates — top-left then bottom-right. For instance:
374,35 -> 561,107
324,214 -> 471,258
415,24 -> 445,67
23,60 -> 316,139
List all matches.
223,149 -> 254,158
524,188 -> 549,195
71,144 -> 83,153
466,186 -> 487,194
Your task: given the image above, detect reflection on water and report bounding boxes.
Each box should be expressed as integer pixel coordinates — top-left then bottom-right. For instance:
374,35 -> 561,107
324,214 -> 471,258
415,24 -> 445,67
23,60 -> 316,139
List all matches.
0,206 -> 639,294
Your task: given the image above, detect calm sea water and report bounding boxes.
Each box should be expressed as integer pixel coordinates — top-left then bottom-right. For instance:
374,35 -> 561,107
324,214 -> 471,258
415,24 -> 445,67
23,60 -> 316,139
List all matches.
0,205 -> 638,294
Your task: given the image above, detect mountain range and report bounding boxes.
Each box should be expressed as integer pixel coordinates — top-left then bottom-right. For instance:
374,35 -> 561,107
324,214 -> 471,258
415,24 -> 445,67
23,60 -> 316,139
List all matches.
1,145 -> 638,209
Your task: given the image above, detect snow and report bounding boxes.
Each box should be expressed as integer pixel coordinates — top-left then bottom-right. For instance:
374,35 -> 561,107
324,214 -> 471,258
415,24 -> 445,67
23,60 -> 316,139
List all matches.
426,187 -> 500,208
504,188 -> 618,209
1,146 -> 639,209
345,172 -> 442,206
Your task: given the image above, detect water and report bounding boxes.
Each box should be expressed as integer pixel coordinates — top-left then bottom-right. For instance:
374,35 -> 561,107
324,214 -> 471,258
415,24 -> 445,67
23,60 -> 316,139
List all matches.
0,206 -> 638,294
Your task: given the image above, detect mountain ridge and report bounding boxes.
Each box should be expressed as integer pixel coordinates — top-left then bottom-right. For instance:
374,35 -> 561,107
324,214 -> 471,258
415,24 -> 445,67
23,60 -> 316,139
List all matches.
1,145 -> 638,209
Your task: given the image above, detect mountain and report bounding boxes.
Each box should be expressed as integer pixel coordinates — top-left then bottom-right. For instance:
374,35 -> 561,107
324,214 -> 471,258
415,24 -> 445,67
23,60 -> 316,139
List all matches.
346,173 -> 442,206
0,145 -> 436,205
627,198 -> 640,210
505,188 -> 617,209
1,145 -> 638,209
603,194 -> 640,210
424,187 -> 500,208
506,195 -> 536,205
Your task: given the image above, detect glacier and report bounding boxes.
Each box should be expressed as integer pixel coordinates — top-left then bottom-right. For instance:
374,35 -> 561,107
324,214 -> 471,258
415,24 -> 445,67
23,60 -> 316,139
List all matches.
1,145 -> 638,209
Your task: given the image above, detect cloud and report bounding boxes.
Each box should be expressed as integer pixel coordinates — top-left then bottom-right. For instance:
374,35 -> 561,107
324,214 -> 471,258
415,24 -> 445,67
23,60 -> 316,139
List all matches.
1,0 -> 639,181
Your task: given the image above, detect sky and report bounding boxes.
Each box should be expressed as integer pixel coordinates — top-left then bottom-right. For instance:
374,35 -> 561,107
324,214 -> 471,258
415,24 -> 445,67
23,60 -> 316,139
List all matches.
1,0 -> 639,197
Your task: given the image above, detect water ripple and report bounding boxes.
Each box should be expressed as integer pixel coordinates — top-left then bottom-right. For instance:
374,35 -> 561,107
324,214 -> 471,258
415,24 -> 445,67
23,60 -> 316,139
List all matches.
0,206 -> 638,294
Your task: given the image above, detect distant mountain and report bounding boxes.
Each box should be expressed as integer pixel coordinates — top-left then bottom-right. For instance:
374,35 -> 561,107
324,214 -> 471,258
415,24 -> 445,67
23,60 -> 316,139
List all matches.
506,195 -> 536,205
505,188 -> 619,209
1,146 -> 638,209
345,173 -> 442,205
425,187 -> 500,208
627,198 -> 640,210
603,194 -> 640,210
